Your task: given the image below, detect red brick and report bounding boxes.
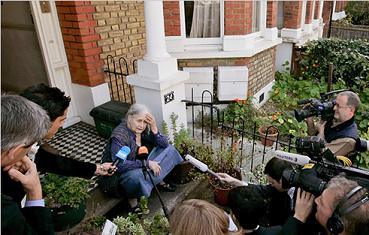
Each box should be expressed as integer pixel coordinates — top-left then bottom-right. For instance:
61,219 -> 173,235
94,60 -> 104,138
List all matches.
82,47 -> 102,56
62,35 -> 76,42
70,6 -> 96,14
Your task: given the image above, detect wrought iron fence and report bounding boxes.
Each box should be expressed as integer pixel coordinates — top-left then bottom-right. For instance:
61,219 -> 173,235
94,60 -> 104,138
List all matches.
104,55 -> 137,104
182,89 -> 295,171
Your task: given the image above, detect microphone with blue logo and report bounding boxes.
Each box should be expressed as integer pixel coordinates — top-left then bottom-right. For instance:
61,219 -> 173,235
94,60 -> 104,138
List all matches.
108,146 -> 130,174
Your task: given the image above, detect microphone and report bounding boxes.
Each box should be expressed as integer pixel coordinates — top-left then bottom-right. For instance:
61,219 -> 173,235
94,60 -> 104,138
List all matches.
274,150 -> 311,166
137,146 -> 149,160
185,154 -> 219,179
137,146 -> 149,180
109,146 -> 131,173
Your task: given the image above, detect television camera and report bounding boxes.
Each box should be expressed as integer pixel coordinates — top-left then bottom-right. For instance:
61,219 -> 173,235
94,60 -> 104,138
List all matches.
293,89 -> 349,122
275,136 -> 369,196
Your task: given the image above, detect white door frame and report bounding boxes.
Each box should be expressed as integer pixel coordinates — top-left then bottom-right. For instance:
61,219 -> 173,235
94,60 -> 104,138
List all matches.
29,1 -> 80,127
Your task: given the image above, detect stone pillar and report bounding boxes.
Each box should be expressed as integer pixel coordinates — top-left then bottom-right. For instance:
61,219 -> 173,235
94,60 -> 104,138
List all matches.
127,1 -> 189,134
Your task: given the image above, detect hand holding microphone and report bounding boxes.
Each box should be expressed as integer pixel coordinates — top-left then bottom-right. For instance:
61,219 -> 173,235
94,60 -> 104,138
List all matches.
184,154 -> 219,179
108,146 -> 131,174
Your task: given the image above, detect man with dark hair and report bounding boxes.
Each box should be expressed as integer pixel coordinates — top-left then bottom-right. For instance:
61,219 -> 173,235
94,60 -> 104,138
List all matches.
2,84 -> 116,204
1,94 -> 55,234
315,176 -> 369,235
219,157 -> 295,226
228,186 -> 314,235
306,91 -> 361,157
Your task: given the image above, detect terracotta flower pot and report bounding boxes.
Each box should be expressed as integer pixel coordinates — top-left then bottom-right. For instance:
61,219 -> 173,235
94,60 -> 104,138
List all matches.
258,125 -> 278,147
208,177 -> 233,206
208,169 -> 241,206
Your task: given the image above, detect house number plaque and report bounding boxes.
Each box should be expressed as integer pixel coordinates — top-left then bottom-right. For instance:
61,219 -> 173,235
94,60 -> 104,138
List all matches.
164,91 -> 175,104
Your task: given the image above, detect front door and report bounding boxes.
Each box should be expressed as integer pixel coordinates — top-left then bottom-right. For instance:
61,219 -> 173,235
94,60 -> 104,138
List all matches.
1,1 -> 80,127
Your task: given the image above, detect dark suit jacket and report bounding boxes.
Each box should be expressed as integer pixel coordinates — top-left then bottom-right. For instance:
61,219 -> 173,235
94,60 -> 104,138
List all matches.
253,184 -> 293,226
1,144 -> 96,204
251,217 -> 305,235
1,194 -> 55,235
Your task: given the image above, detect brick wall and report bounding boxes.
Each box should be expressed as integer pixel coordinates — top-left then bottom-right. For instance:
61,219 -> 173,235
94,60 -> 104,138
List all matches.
314,0 -> 320,19
163,1 -> 181,36
267,1 -> 278,28
305,0 -> 313,24
91,1 -> 146,101
322,1 -> 333,37
224,1 -> 253,35
56,1 -> 105,87
283,1 -> 303,29
178,47 -> 276,98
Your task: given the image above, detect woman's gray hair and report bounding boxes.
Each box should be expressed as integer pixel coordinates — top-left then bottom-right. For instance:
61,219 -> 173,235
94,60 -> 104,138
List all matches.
1,95 -> 51,152
125,103 -> 149,120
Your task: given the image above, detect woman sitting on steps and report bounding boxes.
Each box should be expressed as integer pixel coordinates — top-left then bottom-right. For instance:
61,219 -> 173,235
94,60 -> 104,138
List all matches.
101,103 -> 183,213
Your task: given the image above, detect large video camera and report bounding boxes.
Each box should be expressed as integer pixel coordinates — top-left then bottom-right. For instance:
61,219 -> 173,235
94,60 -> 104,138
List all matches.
293,89 -> 349,122
276,136 -> 369,196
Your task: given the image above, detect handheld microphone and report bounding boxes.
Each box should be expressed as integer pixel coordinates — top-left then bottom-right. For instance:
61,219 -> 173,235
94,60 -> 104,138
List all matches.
184,154 -> 219,179
137,146 -> 149,160
138,146 -> 149,180
109,146 -> 130,173
274,150 -> 311,166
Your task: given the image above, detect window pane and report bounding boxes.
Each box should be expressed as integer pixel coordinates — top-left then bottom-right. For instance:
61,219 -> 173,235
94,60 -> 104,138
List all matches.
185,0 -> 220,38
252,0 -> 260,33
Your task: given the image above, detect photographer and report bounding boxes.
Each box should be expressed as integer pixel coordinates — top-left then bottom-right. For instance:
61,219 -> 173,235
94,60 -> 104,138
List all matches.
315,175 -> 369,235
228,186 -> 314,235
218,157 -> 296,226
306,91 -> 360,157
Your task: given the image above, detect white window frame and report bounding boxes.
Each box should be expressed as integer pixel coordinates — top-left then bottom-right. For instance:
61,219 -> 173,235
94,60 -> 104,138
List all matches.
166,0 -> 281,58
301,0 -> 307,29
312,0 -> 316,22
179,0 -> 224,47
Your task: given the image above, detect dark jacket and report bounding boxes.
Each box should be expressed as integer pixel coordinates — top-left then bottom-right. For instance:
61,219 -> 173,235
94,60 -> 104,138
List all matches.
324,117 -> 358,143
1,194 -> 55,235
246,217 -> 306,235
253,184 -> 293,226
1,144 -> 96,205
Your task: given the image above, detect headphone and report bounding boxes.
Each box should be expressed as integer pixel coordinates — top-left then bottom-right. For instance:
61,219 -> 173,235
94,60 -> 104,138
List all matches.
326,185 -> 369,235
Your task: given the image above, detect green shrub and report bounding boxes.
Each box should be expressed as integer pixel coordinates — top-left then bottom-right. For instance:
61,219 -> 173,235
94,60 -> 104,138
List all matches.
298,38 -> 369,134
42,173 -> 90,208
113,212 -> 169,235
345,1 -> 369,25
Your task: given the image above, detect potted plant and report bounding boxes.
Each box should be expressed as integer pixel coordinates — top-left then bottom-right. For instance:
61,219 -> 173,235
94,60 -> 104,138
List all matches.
258,124 -> 279,147
162,113 -> 195,184
208,140 -> 243,206
41,173 -> 91,231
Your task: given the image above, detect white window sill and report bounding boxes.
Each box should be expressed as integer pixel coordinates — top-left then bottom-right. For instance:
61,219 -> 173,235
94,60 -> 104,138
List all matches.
167,36 -> 282,59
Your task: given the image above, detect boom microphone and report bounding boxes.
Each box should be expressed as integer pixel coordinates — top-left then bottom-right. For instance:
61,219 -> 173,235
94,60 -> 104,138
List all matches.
184,154 -> 219,179
109,146 -> 130,173
274,150 -> 311,166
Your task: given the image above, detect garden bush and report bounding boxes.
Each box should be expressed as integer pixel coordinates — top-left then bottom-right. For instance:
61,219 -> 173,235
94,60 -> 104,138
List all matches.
298,38 -> 369,134
270,39 -> 369,167
345,1 -> 369,26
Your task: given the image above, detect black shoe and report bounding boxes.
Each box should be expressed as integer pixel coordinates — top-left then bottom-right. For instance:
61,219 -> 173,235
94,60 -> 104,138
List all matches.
128,205 -> 150,215
158,183 -> 177,192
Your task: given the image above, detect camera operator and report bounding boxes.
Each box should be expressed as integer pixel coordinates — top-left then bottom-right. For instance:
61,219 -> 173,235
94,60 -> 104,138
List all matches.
306,91 -> 360,158
315,175 -> 369,235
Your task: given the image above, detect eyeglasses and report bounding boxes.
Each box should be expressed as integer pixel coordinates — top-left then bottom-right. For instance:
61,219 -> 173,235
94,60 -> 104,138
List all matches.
23,141 -> 39,149
334,103 -> 351,109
